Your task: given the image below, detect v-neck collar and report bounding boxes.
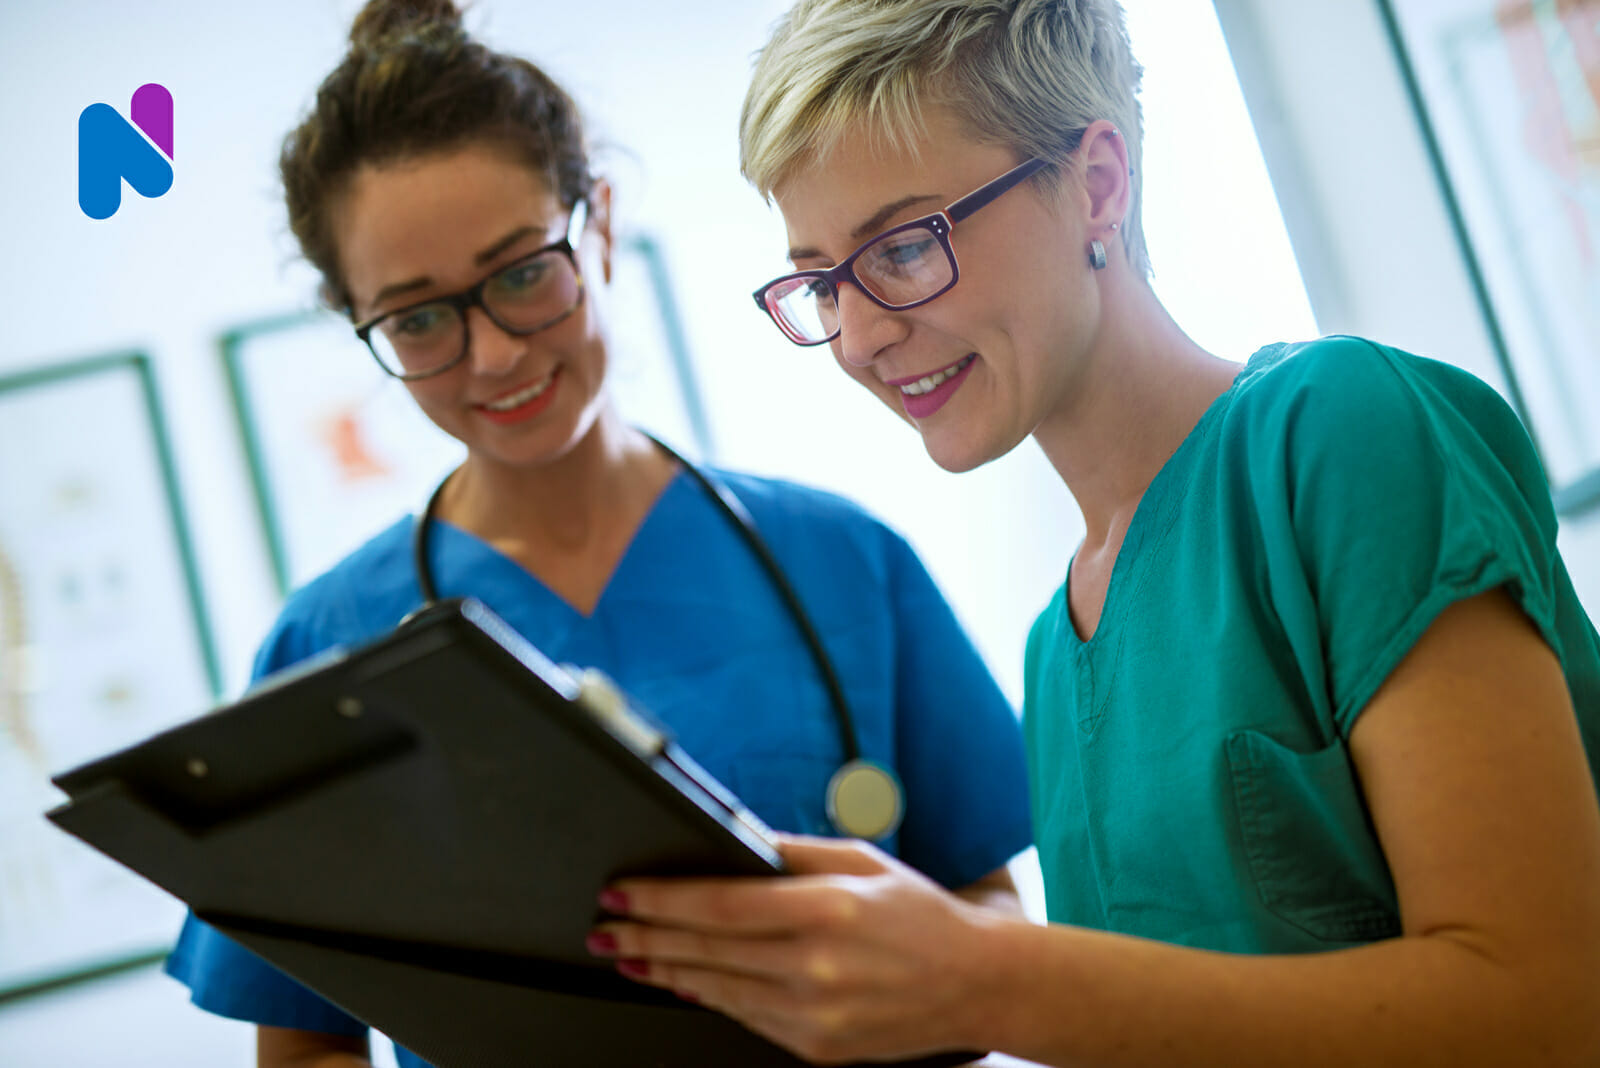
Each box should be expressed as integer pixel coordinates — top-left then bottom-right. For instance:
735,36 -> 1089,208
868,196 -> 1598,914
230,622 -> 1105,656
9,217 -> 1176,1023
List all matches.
426,467 -> 693,626
1063,366 -> 1246,650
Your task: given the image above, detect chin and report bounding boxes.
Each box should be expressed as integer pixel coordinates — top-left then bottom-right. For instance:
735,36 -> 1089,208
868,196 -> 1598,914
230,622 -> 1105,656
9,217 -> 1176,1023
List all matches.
919,429 -> 996,474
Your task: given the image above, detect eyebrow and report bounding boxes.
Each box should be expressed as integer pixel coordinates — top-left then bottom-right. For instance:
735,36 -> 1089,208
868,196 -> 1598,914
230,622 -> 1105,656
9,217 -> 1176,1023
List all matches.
786,193 -> 942,262
365,225 -> 545,310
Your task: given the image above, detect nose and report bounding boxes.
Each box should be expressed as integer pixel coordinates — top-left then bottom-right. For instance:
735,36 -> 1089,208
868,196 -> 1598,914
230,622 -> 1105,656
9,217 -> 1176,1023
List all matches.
464,305 -> 525,376
833,281 -> 905,368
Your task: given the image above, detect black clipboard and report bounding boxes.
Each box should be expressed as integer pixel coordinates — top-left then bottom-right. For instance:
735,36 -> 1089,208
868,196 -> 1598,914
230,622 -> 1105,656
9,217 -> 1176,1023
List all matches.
46,598 -> 981,1067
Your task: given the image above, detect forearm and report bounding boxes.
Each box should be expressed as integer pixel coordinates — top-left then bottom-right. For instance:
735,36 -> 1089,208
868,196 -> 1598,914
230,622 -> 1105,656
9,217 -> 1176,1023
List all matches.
966,914 -> 1600,1068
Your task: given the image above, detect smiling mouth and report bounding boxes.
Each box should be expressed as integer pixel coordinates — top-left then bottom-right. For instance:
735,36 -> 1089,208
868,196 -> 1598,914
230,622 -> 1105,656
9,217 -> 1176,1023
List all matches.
481,371 -> 555,411
897,354 -> 976,396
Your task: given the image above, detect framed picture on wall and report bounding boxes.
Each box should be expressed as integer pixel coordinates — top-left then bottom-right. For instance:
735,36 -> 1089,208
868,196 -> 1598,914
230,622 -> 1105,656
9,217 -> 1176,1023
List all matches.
223,231 -> 717,596
221,308 -> 468,597
1381,0 -> 1600,516
0,353 -> 220,998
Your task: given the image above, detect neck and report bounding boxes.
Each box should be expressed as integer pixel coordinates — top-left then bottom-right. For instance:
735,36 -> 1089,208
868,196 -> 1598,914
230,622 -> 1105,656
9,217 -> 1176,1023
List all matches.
1032,275 -> 1241,549
438,403 -> 672,552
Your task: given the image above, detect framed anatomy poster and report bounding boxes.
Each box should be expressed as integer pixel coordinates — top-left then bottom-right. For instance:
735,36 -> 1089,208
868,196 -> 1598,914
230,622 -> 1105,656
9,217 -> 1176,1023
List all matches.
1382,0 -> 1600,515
224,230 -> 716,596
0,352 -> 219,997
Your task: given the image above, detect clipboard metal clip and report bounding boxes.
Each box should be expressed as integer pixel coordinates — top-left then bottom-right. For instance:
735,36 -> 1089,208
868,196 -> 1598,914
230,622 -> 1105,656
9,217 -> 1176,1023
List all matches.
574,668 -> 668,759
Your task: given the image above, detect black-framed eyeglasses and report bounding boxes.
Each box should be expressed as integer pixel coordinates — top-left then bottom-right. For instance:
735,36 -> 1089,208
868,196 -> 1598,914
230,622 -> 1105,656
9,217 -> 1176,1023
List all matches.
752,157 -> 1048,346
353,200 -> 589,381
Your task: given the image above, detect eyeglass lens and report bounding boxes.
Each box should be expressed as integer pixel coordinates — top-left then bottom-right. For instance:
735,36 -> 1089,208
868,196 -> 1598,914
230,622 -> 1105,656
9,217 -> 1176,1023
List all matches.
766,222 -> 954,344
367,250 -> 582,377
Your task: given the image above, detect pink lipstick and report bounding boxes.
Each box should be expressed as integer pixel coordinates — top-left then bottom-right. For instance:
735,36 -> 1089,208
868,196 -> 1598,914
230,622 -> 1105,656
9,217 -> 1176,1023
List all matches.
896,354 -> 976,420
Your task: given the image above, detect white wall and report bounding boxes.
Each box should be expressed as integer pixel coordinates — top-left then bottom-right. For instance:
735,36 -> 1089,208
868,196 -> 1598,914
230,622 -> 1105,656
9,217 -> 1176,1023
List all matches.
0,0 -> 1317,706
0,1 -> 1317,1064
1211,0 -> 1600,612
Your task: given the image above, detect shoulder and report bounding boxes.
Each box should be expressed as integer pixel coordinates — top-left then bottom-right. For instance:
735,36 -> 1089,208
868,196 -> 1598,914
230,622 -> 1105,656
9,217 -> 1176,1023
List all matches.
710,468 -> 893,528
1229,336 -> 1417,426
704,467 -> 933,597
282,515 -> 417,623
708,468 -> 911,553
1229,335 -> 1519,436
253,517 -> 417,677
1214,340 -> 1569,735
1223,336 -> 1542,488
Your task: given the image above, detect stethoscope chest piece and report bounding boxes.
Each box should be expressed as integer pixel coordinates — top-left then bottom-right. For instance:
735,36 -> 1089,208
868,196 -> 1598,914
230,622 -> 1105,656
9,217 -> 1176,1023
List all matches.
825,759 -> 904,841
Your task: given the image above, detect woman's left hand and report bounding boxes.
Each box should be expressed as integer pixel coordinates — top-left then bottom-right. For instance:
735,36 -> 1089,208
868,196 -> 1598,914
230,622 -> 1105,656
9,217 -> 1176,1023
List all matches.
590,834 -> 1010,1065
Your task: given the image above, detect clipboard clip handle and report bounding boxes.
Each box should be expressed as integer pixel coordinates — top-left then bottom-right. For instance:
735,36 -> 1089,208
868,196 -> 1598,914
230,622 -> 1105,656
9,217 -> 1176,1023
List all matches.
572,668 -> 670,758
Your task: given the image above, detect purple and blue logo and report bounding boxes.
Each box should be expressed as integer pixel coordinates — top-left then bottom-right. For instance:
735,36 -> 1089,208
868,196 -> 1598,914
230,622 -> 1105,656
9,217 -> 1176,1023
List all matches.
78,83 -> 174,220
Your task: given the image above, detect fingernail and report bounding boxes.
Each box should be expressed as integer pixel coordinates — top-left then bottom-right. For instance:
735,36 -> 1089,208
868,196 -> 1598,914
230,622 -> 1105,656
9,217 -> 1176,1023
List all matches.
598,889 -> 630,913
616,958 -> 649,979
585,932 -> 618,956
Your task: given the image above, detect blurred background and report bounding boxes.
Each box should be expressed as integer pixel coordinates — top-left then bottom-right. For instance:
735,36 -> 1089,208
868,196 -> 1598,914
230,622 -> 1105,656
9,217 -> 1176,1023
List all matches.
1,0 -> 1595,1064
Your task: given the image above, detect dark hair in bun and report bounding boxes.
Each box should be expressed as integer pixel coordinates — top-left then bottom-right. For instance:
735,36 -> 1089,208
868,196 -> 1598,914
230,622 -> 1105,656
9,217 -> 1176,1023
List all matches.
281,0 -> 594,310
346,0 -> 466,48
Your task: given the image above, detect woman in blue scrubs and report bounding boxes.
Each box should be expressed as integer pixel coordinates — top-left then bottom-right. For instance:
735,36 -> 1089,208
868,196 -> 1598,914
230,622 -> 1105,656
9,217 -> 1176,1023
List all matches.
162,1 -> 1032,1064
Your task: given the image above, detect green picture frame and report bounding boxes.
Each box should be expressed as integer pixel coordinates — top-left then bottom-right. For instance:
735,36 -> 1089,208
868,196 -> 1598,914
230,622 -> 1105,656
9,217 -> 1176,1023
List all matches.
1379,0 -> 1600,517
0,352 -> 220,1001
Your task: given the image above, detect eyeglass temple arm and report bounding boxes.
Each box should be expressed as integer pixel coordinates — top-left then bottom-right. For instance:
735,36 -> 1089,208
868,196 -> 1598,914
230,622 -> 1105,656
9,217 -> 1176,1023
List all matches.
944,157 -> 1049,225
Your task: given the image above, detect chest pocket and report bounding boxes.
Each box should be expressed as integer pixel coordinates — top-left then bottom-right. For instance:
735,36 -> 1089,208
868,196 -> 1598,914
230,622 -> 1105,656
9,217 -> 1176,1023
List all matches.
726,751 -> 839,837
634,636 -> 846,838
1227,729 -> 1402,944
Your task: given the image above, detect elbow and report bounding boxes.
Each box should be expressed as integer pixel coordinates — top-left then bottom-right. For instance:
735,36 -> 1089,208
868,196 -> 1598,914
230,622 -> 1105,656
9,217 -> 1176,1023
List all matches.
1506,947 -> 1600,1067
1431,925 -> 1600,1067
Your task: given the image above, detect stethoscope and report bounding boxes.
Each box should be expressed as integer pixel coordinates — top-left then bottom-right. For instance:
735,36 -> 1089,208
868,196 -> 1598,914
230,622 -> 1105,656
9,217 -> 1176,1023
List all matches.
408,433 -> 905,841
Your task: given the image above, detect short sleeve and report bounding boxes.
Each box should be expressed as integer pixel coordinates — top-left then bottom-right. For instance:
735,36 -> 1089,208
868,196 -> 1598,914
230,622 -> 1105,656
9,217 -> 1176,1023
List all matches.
164,913 -> 367,1036
884,532 -> 1034,887
1263,338 -> 1562,736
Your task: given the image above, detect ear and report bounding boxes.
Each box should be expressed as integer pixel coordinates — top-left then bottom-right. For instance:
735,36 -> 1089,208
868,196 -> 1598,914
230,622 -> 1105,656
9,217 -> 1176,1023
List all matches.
1078,119 -> 1131,247
587,176 -> 615,284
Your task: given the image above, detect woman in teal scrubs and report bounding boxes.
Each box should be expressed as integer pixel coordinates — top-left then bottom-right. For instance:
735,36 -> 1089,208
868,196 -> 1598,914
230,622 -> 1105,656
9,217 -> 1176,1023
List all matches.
595,0 -> 1600,1064
163,2 -> 1033,1065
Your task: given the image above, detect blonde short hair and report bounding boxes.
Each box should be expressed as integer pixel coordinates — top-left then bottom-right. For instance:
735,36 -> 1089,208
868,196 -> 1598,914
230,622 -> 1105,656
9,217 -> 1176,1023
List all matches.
740,0 -> 1150,276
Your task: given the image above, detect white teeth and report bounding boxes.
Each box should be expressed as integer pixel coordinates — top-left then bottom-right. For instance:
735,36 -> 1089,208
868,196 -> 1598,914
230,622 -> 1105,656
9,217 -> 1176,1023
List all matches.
484,374 -> 553,411
900,354 -> 975,396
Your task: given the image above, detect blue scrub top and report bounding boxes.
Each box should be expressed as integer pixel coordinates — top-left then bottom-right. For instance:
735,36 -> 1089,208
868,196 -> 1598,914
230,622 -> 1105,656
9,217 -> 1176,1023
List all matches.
167,468 -> 1032,1065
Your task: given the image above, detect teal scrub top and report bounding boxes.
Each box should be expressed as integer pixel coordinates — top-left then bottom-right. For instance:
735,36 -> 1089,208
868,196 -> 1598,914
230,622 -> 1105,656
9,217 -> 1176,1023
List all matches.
1024,336 -> 1600,953
167,468 -> 1032,1066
